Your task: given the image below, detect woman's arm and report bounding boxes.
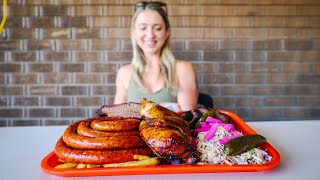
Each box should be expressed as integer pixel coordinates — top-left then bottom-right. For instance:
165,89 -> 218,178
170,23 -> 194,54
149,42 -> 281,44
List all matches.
176,60 -> 199,111
114,64 -> 131,104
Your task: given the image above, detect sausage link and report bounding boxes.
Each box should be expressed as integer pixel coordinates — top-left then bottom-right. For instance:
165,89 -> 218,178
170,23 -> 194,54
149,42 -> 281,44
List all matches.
55,137 -> 154,164
90,118 -> 140,132
62,121 -> 146,150
77,118 -> 140,137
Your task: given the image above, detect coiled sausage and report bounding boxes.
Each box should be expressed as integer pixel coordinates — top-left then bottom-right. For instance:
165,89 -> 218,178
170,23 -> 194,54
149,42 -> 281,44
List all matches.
62,121 -> 146,150
55,137 -> 154,164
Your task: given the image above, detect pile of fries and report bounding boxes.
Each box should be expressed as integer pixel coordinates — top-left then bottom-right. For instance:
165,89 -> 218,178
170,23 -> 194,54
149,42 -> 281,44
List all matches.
54,155 -> 160,169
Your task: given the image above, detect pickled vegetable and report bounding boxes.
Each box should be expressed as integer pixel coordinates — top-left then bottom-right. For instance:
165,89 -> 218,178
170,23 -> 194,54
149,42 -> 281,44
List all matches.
223,134 -> 267,156
194,111 -> 215,129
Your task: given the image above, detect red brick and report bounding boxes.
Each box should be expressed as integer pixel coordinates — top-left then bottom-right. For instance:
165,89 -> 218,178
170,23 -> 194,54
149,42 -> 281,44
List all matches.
297,29 -> 320,38
58,40 -> 86,50
172,51 -> 199,61
90,39 -> 119,50
220,40 -> 249,50
75,74 -> 102,83
10,74 -> 38,84
0,64 -> 22,73
74,28 -> 101,39
27,40 -> 52,50
45,97 -> 71,106
75,51 -> 101,61
233,28 -> 267,39
188,40 -> 217,50
0,109 -> 23,117
252,17 -> 284,27
234,97 -> 264,107
29,86 -> 56,95
220,86 -> 250,95
234,6 -> 265,16
235,51 -> 266,61
251,86 -> 282,95
202,28 -> 233,39
76,97 -> 103,106
61,86 -> 89,95
200,6 -> 234,16
297,97 -> 320,106
0,86 -> 23,95
42,28 -> 70,39
168,5 -> 199,15
45,52 -> 70,61
29,108 -> 54,117
252,40 -> 281,50
267,51 -> 296,61
171,27 -> 201,39
266,6 -> 296,15
105,28 -> 130,38
218,63 -> 247,73
104,6 -> 132,16
28,63 -> 54,72
42,6 -> 68,16
92,17 -> 121,27
219,17 -> 251,27
268,73 -> 298,84
203,51 -> 233,61
0,97 -> 7,106
29,17 -> 54,28
194,63 -> 216,73
92,85 -> 115,95
13,97 -> 39,106
11,52 -> 37,62
251,63 -> 281,73
42,120 -> 71,126
264,97 -> 295,106
283,85 -> 315,95
285,40 -> 313,50
235,74 -> 266,84
74,6 -> 103,16
60,108 -> 87,117
0,40 -> 21,50
61,17 -> 88,27
170,40 -> 185,50
91,63 -> 117,72
187,16 -> 218,27
8,6 -> 35,16
42,73 -> 71,84
268,28 -> 297,39
59,63 -> 84,72
297,6 -> 320,15
282,63 -> 311,73
201,74 -> 233,84
11,120 -> 41,126
107,51 -> 132,61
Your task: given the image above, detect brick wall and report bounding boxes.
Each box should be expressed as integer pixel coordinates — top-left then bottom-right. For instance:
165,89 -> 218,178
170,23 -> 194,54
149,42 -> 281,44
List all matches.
0,0 -> 319,126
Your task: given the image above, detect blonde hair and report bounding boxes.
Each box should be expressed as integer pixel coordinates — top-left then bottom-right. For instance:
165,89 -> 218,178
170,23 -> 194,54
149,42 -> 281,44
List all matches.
130,2 -> 177,94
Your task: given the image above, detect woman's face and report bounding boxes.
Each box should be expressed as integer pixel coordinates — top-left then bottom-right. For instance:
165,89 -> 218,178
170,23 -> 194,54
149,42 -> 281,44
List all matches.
132,9 -> 169,56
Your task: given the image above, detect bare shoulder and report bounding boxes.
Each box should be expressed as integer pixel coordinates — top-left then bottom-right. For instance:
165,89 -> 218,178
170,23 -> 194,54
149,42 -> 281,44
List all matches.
116,64 -> 132,88
175,60 -> 196,74
118,64 -> 132,79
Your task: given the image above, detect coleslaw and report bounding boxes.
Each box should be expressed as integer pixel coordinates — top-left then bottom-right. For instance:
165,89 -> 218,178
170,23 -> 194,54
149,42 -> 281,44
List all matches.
194,117 -> 272,165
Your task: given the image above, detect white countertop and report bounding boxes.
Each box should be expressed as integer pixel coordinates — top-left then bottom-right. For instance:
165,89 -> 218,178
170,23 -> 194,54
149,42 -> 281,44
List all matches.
0,120 -> 319,180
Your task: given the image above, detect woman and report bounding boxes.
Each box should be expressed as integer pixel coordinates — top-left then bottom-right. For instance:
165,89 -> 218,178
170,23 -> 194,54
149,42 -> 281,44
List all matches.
114,1 -> 198,111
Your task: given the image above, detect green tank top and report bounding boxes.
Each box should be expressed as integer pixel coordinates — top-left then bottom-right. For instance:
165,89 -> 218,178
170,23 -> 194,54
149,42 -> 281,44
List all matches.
127,76 -> 177,104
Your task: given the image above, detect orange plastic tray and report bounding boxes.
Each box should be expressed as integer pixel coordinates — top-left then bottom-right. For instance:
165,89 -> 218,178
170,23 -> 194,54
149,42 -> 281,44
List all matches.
41,110 -> 280,177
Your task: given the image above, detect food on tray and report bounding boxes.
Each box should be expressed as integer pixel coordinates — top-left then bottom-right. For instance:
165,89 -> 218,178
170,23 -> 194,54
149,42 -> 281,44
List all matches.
96,103 -> 141,118
54,116 -> 155,165
139,98 -> 198,164
180,107 -> 232,130
52,98 -> 273,169
54,155 -> 159,169
102,156 -> 160,167
224,134 -> 267,156
195,116 -> 272,165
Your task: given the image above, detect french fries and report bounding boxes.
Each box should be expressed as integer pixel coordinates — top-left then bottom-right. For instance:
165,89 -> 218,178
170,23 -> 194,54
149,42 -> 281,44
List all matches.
54,155 -> 160,169
102,157 -> 160,167
54,162 -> 78,169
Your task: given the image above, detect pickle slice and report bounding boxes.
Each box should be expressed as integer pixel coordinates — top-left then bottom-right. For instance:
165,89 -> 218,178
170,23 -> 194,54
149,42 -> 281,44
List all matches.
223,134 -> 267,156
194,111 -> 215,129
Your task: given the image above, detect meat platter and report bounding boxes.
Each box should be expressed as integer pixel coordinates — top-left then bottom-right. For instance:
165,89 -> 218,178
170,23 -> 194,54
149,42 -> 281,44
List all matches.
41,109 -> 280,177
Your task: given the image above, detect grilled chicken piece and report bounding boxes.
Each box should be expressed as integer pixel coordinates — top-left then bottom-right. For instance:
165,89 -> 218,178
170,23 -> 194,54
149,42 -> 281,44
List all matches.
139,99 -> 198,164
